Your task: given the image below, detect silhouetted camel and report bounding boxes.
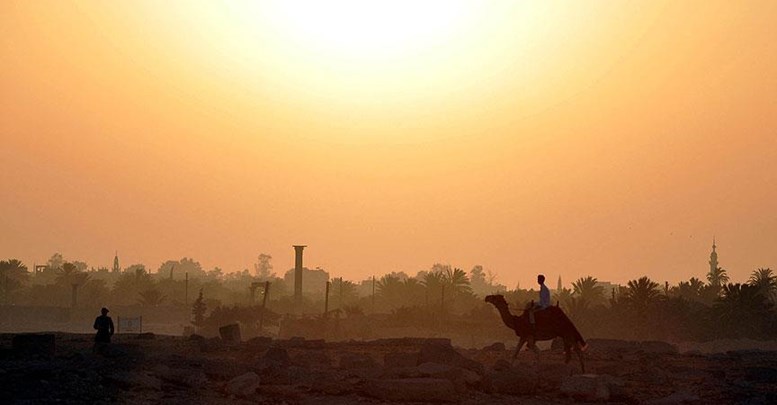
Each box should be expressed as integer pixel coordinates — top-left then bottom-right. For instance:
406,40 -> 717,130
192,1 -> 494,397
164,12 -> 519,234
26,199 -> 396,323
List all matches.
485,294 -> 587,372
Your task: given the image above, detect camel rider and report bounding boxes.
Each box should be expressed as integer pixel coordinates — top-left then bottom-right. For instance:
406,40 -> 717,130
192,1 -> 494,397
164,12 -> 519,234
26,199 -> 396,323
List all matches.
528,274 -> 551,351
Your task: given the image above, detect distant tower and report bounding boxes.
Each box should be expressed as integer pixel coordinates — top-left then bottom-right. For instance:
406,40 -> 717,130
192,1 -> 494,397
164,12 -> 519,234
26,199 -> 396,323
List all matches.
557,275 -> 562,292
293,245 -> 306,311
112,251 -> 120,273
709,237 -> 718,275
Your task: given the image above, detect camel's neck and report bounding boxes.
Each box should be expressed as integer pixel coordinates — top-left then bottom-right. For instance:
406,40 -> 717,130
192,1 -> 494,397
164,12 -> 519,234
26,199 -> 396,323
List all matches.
491,302 -> 515,329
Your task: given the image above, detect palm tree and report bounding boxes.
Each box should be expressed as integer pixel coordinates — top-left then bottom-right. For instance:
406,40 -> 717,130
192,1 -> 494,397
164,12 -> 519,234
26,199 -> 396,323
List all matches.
442,267 -> 472,297
676,277 -> 706,301
420,270 -> 445,305
55,262 -> 80,285
333,277 -> 359,308
748,268 -> 776,302
138,289 -> 166,306
564,295 -> 591,324
376,274 -> 404,307
572,276 -> 605,305
553,287 -> 574,309
0,259 -> 30,303
707,266 -> 729,288
623,276 -> 662,315
715,283 -> 773,337
401,278 -> 426,306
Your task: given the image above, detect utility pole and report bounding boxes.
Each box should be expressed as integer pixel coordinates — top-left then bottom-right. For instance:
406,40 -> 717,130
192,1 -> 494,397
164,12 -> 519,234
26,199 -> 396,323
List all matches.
259,281 -> 270,334
71,284 -> 79,308
249,282 -> 262,305
441,285 -> 445,312
324,281 -> 330,317
371,275 -> 375,313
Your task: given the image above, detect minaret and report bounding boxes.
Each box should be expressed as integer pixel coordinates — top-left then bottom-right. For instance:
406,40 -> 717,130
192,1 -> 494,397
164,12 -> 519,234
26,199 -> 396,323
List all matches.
709,237 -> 718,275
557,275 -> 562,292
112,251 -> 120,273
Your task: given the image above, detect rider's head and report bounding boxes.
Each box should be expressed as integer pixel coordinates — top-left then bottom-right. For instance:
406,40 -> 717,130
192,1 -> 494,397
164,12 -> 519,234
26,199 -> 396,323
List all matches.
101,307 -> 109,315
537,274 -> 545,285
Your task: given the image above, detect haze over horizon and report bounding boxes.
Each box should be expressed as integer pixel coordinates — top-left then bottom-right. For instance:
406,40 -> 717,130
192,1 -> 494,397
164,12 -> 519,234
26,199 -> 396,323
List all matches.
2,1 -> 777,288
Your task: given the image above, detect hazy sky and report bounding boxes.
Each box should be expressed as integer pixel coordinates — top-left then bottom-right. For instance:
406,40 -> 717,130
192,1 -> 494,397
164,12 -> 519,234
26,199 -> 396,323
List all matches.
2,1 -> 776,288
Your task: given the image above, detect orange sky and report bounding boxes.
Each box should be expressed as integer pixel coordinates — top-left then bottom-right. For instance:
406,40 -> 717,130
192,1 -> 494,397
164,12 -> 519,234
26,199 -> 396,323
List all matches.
2,1 -> 776,288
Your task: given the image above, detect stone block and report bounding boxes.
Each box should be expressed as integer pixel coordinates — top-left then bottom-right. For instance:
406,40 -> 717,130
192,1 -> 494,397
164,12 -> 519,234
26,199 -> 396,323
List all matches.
560,374 -> 621,401
225,372 -> 260,397
384,351 -> 419,368
339,352 -> 378,369
12,334 -> 55,358
483,368 -> 537,395
219,323 -> 242,343
482,342 -> 506,351
362,378 -> 456,402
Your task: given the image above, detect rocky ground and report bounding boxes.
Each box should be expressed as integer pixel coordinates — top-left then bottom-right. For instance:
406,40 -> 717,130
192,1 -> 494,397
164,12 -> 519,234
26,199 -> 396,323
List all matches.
1,333 -> 776,404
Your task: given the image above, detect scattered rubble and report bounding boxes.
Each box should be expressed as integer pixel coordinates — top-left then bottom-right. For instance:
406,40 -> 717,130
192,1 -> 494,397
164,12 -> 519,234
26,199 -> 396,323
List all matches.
0,333 -> 774,403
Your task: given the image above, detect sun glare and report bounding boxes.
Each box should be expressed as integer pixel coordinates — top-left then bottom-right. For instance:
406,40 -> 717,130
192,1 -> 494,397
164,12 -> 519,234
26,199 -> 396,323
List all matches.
233,0 -> 472,60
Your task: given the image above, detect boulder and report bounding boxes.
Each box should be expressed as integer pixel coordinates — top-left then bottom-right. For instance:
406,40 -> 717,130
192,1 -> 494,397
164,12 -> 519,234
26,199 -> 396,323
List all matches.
382,366 -> 423,379
199,337 -> 225,352
311,378 -> 354,395
639,340 -> 678,354
744,367 -> 777,384
587,339 -> 638,353
106,371 -> 162,391
203,358 -> 248,381
12,334 -> 55,358
560,374 -> 621,401
587,339 -> 677,355
225,372 -> 260,397
338,352 -> 378,369
483,368 -> 537,395
292,349 -> 331,368
96,343 -> 132,358
384,351 -> 419,368
219,323 -> 242,343
302,339 -> 326,349
482,342 -> 506,352
644,390 -> 700,405
261,347 -> 291,366
492,359 -> 512,371
417,339 -> 483,373
277,336 -> 307,348
537,362 -> 573,386
245,336 -> 273,351
158,368 -> 209,388
362,378 -> 456,402
254,347 -> 292,384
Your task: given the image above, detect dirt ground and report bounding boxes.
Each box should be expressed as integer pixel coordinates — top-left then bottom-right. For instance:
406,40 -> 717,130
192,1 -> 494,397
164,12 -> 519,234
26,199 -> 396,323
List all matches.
1,333 -> 775,404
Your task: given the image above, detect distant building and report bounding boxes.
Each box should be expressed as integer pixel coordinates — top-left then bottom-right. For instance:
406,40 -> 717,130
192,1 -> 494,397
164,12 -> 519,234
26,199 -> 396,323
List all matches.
112,252 -> 120,273
709,237 -> 719,275
595,281 -> 620,299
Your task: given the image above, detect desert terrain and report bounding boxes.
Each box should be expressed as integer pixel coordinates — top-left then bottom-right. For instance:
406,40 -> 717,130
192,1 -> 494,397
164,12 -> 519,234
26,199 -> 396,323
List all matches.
2,332 -> 776,404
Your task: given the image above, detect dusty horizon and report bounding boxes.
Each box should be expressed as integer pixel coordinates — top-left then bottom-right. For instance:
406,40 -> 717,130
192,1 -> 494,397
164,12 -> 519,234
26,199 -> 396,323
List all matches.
2,1 -> 777,288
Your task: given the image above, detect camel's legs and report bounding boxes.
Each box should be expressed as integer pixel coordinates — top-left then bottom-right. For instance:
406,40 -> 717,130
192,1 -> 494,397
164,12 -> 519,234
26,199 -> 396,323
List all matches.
574,345 -> 585,373
512,337 -> 527,365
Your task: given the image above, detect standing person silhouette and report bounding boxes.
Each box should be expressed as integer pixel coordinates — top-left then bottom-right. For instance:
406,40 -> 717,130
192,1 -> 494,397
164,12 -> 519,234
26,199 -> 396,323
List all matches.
93,307 -> 114,348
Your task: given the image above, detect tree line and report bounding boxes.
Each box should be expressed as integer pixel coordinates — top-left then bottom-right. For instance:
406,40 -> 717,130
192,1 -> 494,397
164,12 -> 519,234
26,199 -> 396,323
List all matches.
1,254 -> 775,341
